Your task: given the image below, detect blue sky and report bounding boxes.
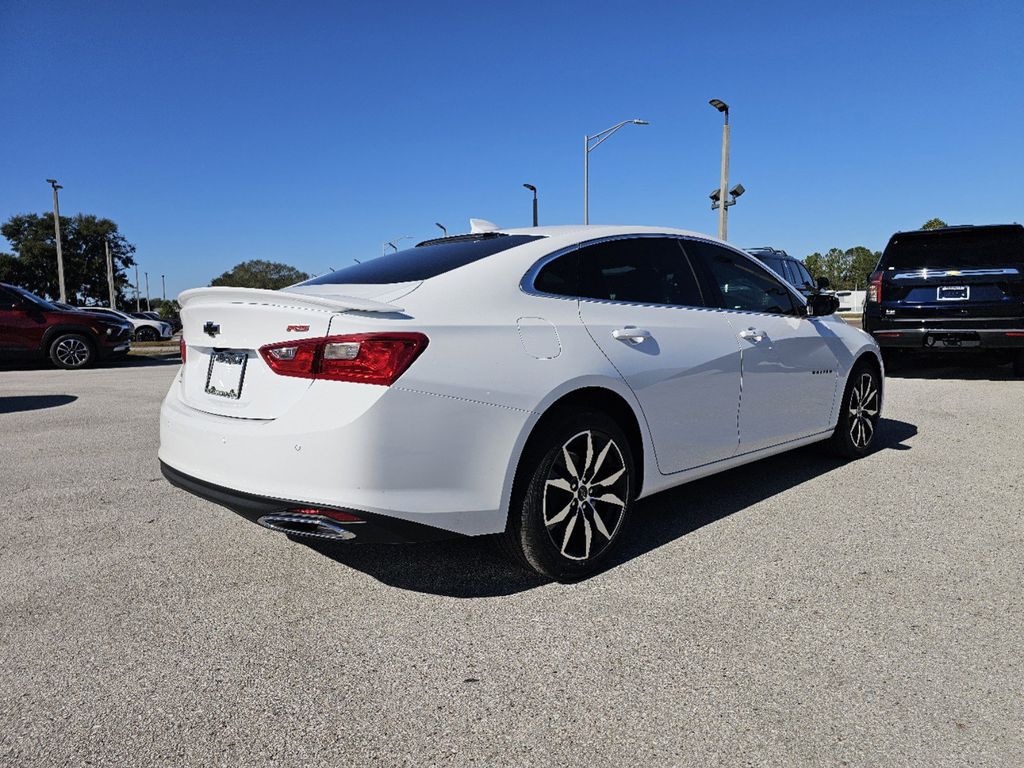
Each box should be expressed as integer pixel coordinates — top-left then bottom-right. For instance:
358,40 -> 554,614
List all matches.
1,0 -> 1022,298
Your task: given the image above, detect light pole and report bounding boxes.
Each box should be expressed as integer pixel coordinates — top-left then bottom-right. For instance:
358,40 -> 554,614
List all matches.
105,239 -> 116,308
145,271 -> 151,311
383,235 -> 413,256
523,184 -> 538,227
161,274 -> 166,302
435,223 -> 447,238
134,263 -> 141,312
709,99 -> 730,240
46,179 -> 67,302
583,118 -> 649,224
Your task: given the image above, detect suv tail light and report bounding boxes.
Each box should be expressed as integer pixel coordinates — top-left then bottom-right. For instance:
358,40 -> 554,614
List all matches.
260,333 -> 428,386
867,271 -> 883,304
180,337 -> 186,362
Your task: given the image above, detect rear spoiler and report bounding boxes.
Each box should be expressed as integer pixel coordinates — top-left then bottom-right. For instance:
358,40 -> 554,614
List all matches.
178,287 -> 404,314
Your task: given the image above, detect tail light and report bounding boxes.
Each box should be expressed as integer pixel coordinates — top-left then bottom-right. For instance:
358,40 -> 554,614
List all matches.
260,333 -> 428,386
180,337 -> 186,362
867,271 -> 883,303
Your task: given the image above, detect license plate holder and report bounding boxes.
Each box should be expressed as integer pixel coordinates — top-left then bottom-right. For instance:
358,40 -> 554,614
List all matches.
925,333 -> 980,348
937,285 -> 969,301
205,350 -> 248,399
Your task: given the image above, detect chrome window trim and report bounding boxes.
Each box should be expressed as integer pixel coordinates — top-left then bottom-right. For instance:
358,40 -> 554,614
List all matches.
520,233 -> 808,318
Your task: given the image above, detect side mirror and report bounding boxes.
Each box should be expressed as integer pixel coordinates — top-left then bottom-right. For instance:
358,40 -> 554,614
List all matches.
806,294 -> 839,317
816,276 -> 831,290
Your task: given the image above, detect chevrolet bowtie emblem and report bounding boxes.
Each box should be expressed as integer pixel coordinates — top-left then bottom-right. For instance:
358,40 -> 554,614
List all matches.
203,321 -> 221,337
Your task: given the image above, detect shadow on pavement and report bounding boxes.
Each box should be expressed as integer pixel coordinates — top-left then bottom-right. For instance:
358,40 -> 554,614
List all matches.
885,352 -> 1020,382
0,394 -> 78,414
302,417 -> 917,598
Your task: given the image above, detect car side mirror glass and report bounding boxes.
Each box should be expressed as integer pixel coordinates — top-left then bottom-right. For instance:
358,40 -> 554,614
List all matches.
816,276 -> 831,290
806,294 -> 839,317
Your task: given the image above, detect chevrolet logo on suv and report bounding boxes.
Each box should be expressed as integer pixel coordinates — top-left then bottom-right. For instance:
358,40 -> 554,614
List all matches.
203,321 -> 221,337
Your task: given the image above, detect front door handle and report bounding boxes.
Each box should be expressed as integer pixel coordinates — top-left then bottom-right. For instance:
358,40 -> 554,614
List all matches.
612,328 -> 651,345
738,327 -> 765,342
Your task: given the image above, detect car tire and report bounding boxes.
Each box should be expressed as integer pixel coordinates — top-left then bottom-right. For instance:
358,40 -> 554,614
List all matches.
135,326 -> 158,342
502,409 -> 635,581
49,333 -> 96,370
827,360 -> 881,459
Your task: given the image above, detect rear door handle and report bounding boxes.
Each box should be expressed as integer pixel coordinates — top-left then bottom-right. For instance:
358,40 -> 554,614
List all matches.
612,328 -> 651,345
738,327 -> 765,342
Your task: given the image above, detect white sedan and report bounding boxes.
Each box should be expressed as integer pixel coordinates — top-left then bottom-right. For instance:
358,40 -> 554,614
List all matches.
87,307 -> 173,341
160,224 -> 882,580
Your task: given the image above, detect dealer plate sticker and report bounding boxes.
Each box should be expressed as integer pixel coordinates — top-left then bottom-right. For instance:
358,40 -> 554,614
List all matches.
205,350 -> 248,399
938,285 -> 969,301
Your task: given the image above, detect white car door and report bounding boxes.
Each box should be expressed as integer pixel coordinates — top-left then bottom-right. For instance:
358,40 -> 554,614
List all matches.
565,237 -> 742,474
685,239 -> 841,452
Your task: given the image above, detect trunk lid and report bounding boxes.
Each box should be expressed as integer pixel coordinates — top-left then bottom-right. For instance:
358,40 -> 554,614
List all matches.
177,287 -> 404,419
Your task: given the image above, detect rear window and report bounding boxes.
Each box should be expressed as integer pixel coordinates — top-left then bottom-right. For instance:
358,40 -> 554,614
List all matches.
882,226 -> 1024,270
300,234 -> 544,285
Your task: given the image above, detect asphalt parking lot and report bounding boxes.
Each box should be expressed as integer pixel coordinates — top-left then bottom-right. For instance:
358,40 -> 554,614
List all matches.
1,356 -> 1022,767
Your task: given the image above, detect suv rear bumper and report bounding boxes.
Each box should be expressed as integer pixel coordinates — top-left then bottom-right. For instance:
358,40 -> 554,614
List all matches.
865,326 -> 1024,350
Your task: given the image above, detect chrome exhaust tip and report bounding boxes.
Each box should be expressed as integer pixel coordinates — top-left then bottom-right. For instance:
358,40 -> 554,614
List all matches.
256,513 -> 357,541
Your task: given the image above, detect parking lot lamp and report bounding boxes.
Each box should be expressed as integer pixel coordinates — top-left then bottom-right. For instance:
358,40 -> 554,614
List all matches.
105,239 -> 116,308
709,99 -> 730,240
46,179 -> 67,303
584,119 -> 649,224
523,184 -> 538,226
383,235 -> 413,256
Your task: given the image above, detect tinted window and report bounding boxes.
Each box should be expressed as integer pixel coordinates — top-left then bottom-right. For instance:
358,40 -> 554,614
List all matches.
881,226 -> 1024,270
759,255 -> 786,279
792,261 -> 814,289
0,287 -> 19,309
534,251 -> 579,297
687,241 -> 799,315
8,285 -> 59,311
577,238 -> 703,306
301,234 -> 544,285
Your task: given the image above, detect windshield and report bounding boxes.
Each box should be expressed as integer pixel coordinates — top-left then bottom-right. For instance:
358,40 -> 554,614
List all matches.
9,285 -> 60,311
300,234 -> 544,286
882,226 -> 1024,270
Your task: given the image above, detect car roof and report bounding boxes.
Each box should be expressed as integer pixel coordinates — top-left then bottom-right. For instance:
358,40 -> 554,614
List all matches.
889,223 -> 1024,238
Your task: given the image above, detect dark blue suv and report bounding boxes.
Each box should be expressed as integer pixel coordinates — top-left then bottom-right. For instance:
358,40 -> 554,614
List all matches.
863,224 -> 1024,375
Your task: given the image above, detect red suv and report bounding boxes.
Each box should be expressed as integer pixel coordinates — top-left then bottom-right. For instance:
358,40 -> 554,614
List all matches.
0,283 -> 133,369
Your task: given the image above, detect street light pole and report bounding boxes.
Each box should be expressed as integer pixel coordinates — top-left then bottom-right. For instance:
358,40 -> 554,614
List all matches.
583,119 -> 649,224
134,264 -> 141,312
46,179 -> 67,302
161,274 -> 166,302
105,239 -> 116,308
709,99 -> 730,240
145,272 -> 151,311
383,235 -> 413,255
523,184 -> 538,226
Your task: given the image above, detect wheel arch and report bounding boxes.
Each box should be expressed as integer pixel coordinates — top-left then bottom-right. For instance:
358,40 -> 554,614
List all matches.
835,349 -> 884,429
40,324 -> 100,353
501,382 -> 650,531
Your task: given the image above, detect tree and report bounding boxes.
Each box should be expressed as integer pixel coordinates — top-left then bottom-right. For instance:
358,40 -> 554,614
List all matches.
803,252 -> 825,281
845,246 -> 881,290
0,213 -> 136,305
821,247 -> 850,289
921,218 -> 948,230
210,259 -> 309,290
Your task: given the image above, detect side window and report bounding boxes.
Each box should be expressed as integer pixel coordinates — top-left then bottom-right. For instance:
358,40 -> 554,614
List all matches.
577,238 -> 703,306
0,288 -> 19,310
793,261 -> 815,289
687,241 -> 799,315
533,252 -> 579,297
780,260 -> 800,286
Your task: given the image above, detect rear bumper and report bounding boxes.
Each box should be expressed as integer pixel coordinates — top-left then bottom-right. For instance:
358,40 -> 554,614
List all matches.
158,375 -> 532,537
161,461 -> 455,543
866,327 -> 1024,350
